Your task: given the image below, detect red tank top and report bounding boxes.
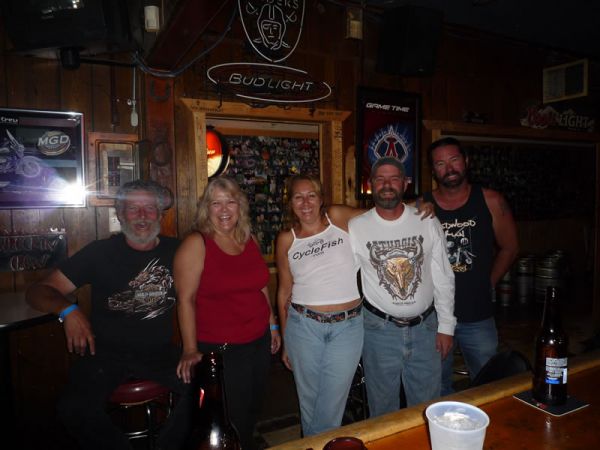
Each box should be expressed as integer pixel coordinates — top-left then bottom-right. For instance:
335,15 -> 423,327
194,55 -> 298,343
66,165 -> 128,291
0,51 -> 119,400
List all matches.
195,235 -> 270,344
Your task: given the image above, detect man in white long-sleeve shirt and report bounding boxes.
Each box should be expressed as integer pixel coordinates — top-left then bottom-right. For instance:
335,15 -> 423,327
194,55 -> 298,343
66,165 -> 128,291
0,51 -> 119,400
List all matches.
349,156 -> 456,416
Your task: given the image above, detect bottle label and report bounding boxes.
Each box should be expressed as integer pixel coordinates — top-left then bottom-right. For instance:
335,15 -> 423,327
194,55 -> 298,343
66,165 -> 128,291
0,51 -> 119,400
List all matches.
544,357 -> 568,384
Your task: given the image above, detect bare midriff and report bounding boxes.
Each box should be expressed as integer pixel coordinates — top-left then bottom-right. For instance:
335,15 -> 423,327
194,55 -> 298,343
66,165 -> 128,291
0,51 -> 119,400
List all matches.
303,298 -> 362,313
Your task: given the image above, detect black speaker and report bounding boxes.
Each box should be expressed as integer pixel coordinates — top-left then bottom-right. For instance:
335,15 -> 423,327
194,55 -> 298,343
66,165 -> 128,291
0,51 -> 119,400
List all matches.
1,0 -> 132,57
377,6 -> 443,76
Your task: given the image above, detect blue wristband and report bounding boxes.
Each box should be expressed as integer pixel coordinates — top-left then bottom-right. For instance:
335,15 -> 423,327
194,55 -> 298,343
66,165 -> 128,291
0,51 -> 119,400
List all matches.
270,324 -> 279,331
58,304 -> 79,323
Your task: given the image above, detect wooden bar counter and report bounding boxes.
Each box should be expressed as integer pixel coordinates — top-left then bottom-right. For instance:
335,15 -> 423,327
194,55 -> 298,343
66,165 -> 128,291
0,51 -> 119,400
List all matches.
270,350 -> 600,449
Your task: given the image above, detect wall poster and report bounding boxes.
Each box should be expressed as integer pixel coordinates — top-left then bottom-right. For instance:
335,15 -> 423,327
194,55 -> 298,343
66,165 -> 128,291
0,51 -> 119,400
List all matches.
0,108 -> 85,208
214,121 -> 320,257
356,87 -> 421,199
87,132 -> 139,206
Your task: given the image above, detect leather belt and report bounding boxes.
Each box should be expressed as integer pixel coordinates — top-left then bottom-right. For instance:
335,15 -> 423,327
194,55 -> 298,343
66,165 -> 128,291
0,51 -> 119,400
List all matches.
363,298 -> 435,327
290,302 -> 362,324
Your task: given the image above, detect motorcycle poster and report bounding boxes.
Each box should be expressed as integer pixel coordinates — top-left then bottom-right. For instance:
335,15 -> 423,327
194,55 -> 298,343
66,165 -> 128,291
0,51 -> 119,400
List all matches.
0,108 -> 85,208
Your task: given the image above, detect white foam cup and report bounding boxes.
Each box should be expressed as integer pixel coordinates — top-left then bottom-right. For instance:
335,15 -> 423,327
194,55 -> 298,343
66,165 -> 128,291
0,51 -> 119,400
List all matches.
425,401 -> 490,450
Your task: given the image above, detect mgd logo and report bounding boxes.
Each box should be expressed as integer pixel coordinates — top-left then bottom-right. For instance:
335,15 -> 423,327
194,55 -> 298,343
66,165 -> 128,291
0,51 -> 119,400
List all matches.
37,131 -> 71,156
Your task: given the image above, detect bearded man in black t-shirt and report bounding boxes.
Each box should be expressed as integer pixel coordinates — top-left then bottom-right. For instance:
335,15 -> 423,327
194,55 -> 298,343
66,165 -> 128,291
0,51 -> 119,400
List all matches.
26,180 -> 192,450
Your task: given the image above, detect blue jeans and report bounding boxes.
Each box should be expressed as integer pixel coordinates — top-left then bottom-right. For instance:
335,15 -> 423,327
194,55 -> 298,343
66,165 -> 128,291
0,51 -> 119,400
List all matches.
362,307 -> 441,417
441,317 -> 498,396
284,305 -> 364,436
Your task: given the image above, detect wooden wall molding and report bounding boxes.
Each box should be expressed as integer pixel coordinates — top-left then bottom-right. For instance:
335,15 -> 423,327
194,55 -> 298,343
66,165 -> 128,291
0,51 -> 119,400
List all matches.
179,99 -> 351,236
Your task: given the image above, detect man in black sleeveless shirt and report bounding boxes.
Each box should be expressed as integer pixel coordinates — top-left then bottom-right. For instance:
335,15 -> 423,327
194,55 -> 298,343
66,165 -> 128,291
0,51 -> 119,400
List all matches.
422,137 -> 519,395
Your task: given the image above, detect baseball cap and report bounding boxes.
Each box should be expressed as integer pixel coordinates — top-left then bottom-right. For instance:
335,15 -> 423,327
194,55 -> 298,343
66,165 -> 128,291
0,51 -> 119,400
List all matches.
370,156 -> 406,177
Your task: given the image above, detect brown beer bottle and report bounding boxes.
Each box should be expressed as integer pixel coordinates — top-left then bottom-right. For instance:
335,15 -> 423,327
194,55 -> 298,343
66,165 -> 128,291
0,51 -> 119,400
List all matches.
187,352 -> 241,449
532,286 -> 568,405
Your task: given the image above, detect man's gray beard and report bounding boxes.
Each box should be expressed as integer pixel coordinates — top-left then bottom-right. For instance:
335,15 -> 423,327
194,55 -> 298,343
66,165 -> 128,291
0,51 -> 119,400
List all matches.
121,221 -> 161,246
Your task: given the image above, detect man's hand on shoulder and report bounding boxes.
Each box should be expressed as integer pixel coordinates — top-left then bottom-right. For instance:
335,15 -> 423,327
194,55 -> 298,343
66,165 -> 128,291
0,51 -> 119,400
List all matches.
408,198 -> 436,220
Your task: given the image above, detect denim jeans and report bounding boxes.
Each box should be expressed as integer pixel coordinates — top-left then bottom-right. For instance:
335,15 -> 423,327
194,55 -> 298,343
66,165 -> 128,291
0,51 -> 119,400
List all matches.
284,305 -> 364,436
441,317 -> 498,396
362,307 -> 441,417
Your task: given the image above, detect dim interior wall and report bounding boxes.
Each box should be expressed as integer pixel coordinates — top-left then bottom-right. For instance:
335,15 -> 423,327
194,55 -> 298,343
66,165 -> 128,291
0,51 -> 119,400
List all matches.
517,218 -> 594,279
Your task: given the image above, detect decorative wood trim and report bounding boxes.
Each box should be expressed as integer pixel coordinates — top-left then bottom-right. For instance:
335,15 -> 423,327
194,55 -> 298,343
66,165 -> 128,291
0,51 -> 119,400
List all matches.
180,99 -> 351,206
423,120 -> 600,142
144,77 -> 177,237
595,143 -> 600,331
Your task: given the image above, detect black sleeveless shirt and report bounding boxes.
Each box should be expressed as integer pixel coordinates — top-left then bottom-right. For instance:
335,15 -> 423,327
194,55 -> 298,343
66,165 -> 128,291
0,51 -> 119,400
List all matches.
423,185 -> 495,322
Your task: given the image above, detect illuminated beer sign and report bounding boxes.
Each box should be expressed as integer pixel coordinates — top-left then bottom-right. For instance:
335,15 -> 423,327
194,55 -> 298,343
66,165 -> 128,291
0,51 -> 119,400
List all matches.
207,63 -> 331,104
238,0 -> 305,63
209,1 -> 330,104
206,128 -> 229,177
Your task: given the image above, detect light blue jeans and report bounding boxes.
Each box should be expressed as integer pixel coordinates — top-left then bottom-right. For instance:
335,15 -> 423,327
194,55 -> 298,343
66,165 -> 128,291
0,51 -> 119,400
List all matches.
284,305 -> 364,436
441,317 -> 498,396
362,307 -> 441,417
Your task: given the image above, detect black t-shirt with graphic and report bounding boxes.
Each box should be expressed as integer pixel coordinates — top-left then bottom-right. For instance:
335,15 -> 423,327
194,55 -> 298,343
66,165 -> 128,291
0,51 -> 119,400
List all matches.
59,234 -> 180,353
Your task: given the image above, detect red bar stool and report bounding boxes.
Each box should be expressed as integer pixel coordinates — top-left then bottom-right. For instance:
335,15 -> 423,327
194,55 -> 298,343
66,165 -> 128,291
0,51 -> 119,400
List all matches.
108,378 -> 172,449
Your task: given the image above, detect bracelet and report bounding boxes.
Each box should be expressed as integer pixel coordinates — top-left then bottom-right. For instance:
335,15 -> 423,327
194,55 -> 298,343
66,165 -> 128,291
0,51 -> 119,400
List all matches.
58,304 -> 79,323
270,324 -> 280,331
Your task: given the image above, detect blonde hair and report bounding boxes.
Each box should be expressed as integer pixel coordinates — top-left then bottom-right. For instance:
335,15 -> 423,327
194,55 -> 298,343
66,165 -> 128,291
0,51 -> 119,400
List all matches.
193,176 -> 251,245
283,174 -> 326,229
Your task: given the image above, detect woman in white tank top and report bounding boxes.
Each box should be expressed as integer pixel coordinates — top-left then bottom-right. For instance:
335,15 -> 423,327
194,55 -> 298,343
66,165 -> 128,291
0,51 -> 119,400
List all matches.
275,174 -> 366,436
275,174 -> 434,436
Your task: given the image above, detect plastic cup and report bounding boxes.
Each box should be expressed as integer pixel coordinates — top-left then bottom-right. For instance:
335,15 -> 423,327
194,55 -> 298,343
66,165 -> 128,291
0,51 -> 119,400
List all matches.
425,401 -> 490,450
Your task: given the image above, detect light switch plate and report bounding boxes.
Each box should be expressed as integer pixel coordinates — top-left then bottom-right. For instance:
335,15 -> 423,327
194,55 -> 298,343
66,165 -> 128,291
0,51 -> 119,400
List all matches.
108,207 -> 121,233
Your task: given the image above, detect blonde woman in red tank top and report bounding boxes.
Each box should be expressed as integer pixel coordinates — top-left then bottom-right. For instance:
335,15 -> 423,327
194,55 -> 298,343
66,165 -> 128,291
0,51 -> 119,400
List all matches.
175,176 -> 281,450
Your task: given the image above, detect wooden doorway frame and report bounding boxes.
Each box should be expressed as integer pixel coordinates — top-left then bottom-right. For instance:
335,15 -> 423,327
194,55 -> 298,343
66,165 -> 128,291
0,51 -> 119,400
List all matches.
179,99 -> 351,234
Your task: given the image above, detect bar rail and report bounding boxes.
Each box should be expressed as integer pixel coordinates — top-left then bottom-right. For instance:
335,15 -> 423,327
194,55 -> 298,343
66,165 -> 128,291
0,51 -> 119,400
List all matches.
269,349 -> 600,450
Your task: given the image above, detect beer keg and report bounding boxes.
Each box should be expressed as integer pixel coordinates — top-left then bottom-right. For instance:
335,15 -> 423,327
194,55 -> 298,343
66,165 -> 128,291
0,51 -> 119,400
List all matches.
516,255 -> 536,304
534,251 -> 567,302
496,270 -> 513,307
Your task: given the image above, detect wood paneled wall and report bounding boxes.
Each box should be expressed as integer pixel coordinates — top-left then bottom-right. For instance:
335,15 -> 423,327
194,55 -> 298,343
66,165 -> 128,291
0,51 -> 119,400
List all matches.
0,2 -> 598,444
0,36 -> 139,445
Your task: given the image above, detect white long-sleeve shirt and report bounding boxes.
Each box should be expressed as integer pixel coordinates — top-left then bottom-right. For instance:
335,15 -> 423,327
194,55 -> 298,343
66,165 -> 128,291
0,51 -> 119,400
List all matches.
349,205 -> 456,335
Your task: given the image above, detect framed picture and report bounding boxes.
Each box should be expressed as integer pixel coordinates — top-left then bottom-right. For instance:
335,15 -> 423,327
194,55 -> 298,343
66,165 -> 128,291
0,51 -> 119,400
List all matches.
0,108 -> 85,208
355,87 -> 421,199
87,132 -> 139,206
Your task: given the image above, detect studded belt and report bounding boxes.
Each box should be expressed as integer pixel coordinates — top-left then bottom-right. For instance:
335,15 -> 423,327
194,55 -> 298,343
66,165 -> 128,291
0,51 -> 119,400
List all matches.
290,302 -> 362,323
363,298 -> 435,327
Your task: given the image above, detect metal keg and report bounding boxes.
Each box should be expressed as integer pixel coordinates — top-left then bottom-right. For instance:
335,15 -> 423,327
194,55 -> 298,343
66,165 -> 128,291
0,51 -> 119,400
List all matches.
534,251 -> 567,302
496,270 -> 513,307
516,255 -> 536,304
